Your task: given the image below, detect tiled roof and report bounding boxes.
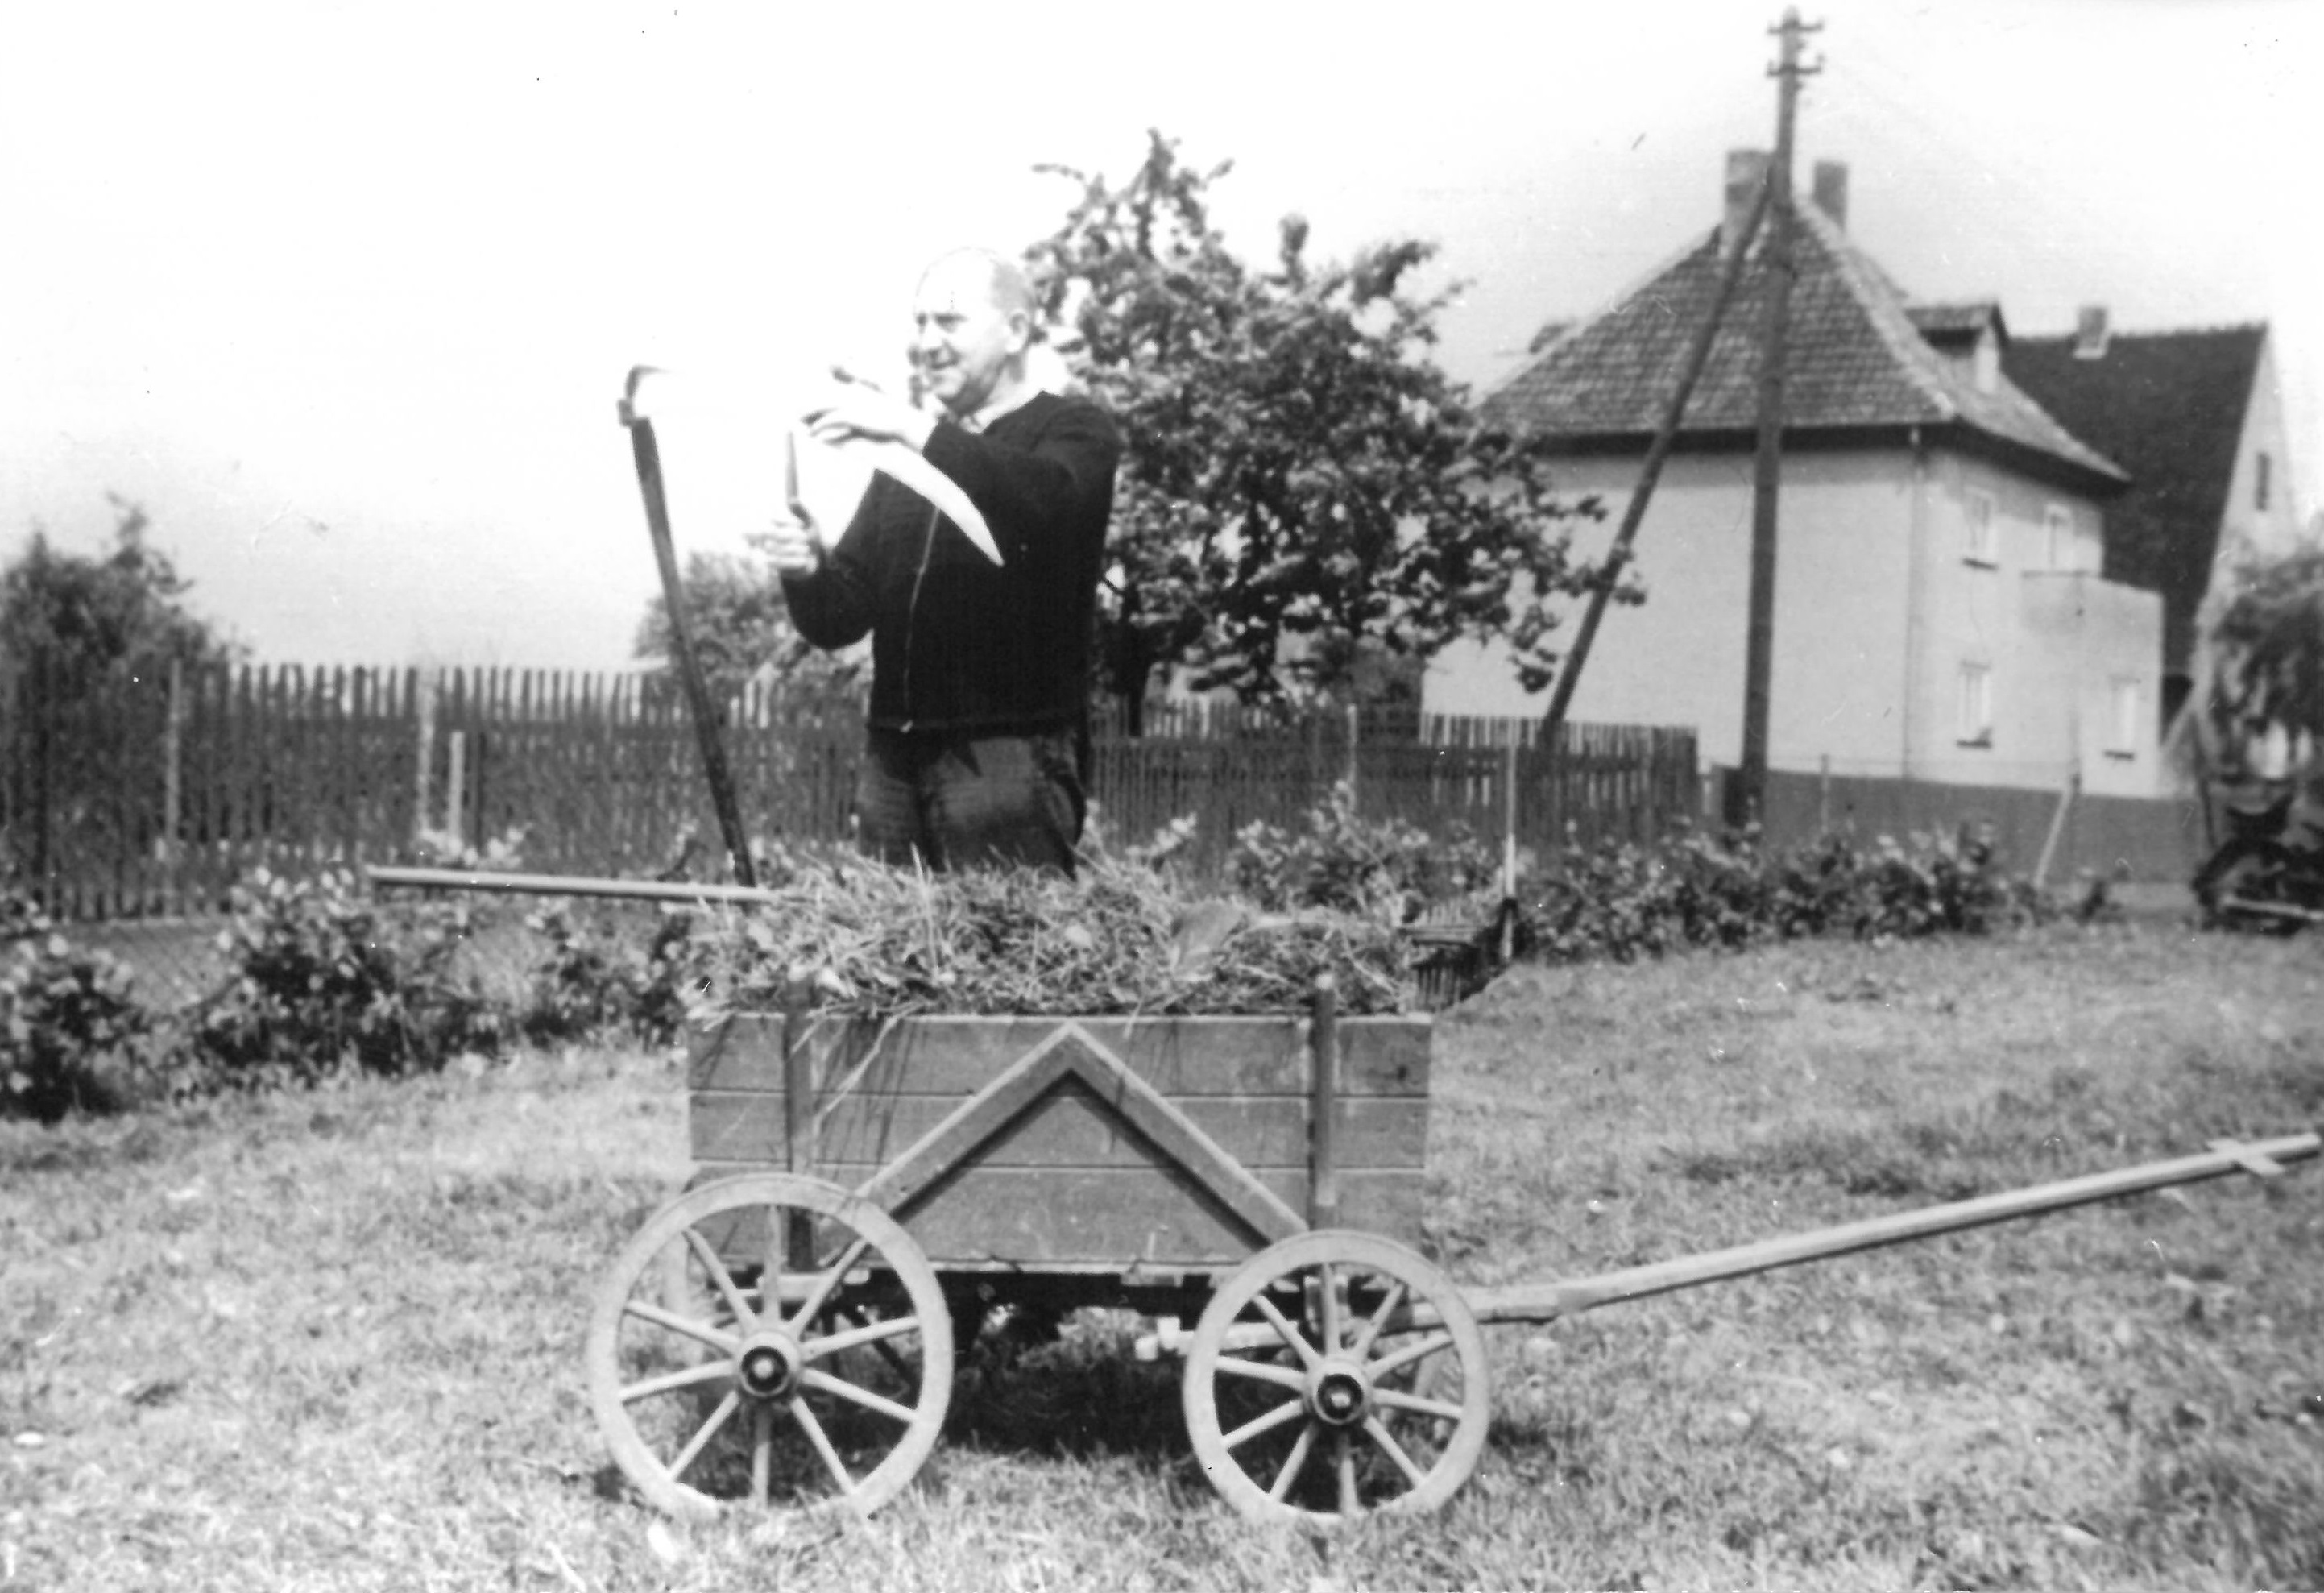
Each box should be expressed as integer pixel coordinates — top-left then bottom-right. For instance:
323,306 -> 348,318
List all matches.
2004,324 -> 2268,675
1482,202 -> 2127,492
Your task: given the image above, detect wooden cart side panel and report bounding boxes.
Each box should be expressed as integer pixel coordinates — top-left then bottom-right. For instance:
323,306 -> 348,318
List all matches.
692,1089 -> 1430,1172
688,1014 -> 1431,1099
691,1160 -> 1425,1267
684,1010 -> 1434,1265
686,1013 -> 1431,1175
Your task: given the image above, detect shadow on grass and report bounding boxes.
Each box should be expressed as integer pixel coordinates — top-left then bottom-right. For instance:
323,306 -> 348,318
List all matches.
940,1313 -> 1191,1469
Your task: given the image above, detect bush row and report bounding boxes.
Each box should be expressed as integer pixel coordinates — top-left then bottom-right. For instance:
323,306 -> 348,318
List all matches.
4,800 -> 2066,1123
1520,823 -> 2058,963
1217,781 -> 2061,959
2,866 -> 702,1124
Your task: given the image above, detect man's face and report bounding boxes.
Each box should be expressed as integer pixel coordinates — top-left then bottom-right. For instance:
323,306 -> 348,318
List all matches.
909,261 -> 1026,418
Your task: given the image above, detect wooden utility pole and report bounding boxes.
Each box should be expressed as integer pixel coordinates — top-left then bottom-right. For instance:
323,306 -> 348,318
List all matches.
1728,8 -> 1821,831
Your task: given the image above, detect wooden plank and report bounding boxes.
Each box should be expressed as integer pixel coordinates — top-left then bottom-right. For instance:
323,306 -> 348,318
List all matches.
690,1163 -> 1426,1267
690,1014 -> 1431,1100
691,1085 -> 1428,1172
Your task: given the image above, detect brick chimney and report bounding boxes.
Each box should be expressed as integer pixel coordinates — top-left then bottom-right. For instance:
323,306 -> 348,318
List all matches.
2074,305 -> 2110,359
1724,148 -> 1771,258
1811,160 -> 1849,228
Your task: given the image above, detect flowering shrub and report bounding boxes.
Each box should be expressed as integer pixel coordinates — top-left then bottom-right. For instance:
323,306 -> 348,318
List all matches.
518,906 -> 641,1044
188,867 -> 504,1088
1519,825 -> 2050,965
1228,782 -> 1498,923
2,901 -> 149,1122
520,904 -> 703,1046
1851,828 -> 2044,937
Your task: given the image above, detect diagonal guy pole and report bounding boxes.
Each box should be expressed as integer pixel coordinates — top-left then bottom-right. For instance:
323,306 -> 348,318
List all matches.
620,365 -> 758,889
1538,176 -> 1771,745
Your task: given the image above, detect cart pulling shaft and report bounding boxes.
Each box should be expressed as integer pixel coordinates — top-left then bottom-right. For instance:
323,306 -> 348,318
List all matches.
367,864 -> 781,907
1141,1130 -> 2320,1359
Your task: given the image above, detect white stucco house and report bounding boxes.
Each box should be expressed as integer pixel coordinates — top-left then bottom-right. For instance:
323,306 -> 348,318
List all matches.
1427,152 -> 2165,799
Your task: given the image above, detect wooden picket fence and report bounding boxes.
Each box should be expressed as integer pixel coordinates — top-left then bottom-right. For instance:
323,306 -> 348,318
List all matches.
1,661 -> 1698,919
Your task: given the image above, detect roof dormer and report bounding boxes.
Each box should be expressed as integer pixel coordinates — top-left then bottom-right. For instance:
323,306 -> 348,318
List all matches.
1908,301 -> 2008,393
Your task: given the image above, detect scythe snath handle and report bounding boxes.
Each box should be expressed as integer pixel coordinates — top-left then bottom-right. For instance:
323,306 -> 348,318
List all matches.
621,367 -> 758,890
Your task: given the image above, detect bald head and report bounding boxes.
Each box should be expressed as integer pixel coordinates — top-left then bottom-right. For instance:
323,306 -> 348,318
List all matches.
919,248 -> 1038,320
911,249 -> 1039,420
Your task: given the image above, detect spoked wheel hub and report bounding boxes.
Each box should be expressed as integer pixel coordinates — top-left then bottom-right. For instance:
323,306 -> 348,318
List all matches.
735,1333 -> 805,1401
1307,1361 -> 1371,1428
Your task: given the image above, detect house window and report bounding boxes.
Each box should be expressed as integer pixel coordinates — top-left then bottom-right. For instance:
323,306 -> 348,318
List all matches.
2042,504 -> 2074,570
2108,678 -> 2140,758
1964,490 -> 1997,566
2256,451 -> 2272,512
1957,662 -> 1993,747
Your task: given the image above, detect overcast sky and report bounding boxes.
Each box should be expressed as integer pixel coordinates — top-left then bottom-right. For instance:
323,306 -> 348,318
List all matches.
5,0 -> 2318,671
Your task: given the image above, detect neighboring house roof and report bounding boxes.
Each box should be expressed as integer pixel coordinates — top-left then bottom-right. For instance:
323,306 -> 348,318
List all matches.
2003,324 -> 2266,679
1483,201 -> 2128,496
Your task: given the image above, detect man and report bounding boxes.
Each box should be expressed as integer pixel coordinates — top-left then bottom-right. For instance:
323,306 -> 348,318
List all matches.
764,249 -> 1121,873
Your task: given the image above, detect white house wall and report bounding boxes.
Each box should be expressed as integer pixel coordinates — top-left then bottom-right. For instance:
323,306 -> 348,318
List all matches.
1910,450 -> 2155,794
2216,333 -> 2306,563
1426,450 -> 1916,772
1426,444 -> 2162,795
2013,572 -> 2165,798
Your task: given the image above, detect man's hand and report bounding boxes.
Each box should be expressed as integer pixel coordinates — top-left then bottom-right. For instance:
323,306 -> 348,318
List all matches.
755,487 -> 825,577
803,366 -> 938,454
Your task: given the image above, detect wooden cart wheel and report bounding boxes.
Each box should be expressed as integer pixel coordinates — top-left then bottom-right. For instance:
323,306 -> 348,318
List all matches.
586,1172 -> 952,1519
1183,1230 -> 1490,1525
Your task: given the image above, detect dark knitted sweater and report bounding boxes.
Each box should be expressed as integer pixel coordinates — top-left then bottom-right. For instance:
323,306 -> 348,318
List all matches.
782,392 -> 1120,735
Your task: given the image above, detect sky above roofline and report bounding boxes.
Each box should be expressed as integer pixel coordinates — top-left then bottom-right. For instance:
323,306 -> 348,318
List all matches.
3,0 -> 2316,669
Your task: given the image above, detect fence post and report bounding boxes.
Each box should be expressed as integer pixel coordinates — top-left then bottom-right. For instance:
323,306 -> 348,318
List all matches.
1502,728 -> 1519,899
1344,700 -> 1360,809
413,669 -> 438,846
445,729 -> 468,848
2034,765 -> 2079,888
161,658 -> 185,877
30,650 -> 54,903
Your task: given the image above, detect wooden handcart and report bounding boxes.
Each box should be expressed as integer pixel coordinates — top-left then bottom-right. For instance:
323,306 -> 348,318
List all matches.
577,972 -> 2321,1525
584,985 -> 1489,1523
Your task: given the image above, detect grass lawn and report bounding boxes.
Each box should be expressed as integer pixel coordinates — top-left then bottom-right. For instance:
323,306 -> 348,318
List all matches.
3,919 -> 2321,1591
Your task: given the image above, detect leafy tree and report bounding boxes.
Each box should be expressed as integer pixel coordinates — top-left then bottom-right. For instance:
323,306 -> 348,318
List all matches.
632,549 -> 860,705
2200,543 -> 2324,747
0,496 -> 237,686
1024,132 -> 1604,729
